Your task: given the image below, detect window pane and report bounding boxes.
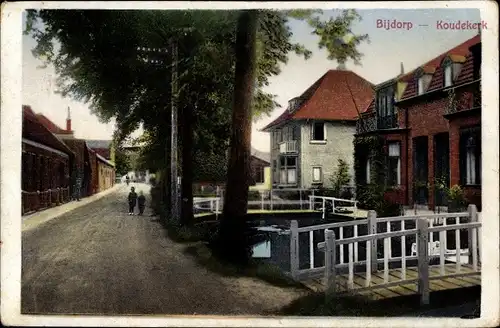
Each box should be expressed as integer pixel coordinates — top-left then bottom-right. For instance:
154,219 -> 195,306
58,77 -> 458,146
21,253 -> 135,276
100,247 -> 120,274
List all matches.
288,169 -> 296,183
280,157 -> 285,166
280,169 -> 286,183
286,157 -> 296,167
388,143 -> 400,157
466,147 -> 476,184
313,167 -> 322,182
444,66 -> 453,87
366,159 -> 371,184
387,157 -> 400,186
312,122 -> 324,140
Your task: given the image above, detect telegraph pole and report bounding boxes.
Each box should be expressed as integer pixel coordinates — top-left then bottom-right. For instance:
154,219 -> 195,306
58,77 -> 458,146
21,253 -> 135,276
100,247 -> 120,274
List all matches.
170,38 -> 180,223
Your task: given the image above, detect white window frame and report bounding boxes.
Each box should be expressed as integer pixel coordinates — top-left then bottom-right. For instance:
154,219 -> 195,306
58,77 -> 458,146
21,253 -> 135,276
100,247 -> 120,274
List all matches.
311,121 -> 327,143
366,158 -> 371,184
388,142 -> 401,186
466,149 -> 476,185
417,77 -> 425,95
444,65 -> 453,87
312,166 -> 323,183
466,136 -> 478,185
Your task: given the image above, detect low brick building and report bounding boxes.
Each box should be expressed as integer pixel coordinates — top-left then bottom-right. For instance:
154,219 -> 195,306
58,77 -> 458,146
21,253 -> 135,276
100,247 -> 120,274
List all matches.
21,105 -> 74,214
96,153 -> 115,192
355,34 -> 481,211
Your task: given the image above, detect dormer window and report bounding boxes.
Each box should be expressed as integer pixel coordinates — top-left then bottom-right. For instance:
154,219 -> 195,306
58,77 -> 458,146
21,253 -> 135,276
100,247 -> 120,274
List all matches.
417,77 -> 425,95
444,65 -> 453,87
415,67 -> 434,96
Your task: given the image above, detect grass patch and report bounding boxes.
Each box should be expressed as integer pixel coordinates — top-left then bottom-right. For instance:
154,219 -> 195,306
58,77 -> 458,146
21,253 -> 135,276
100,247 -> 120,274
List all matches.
184,242 -> 309,290
277,285 -> 481,316
165,223 -> 206,243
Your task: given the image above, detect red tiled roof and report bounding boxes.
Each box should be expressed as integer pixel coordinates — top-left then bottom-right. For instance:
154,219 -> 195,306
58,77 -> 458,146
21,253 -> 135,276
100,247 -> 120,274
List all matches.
36,114 -> 73,134
262,70 -> 374,130
22,106 -> 74,156
400,35 -> 480,99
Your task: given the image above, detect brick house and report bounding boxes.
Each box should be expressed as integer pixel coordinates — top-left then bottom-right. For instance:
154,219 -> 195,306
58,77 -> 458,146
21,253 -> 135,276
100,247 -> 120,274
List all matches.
85,139 -> 116,190
355,34 -> 481,211
22,105 -> 74,214
96,153 -> 115,192
261,69 -> 374,190
36,107 -> 102,198
62,139 -> 99,197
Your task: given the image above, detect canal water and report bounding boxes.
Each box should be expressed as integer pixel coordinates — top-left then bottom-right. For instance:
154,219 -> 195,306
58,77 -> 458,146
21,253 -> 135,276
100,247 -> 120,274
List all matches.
251,216 -> 471,273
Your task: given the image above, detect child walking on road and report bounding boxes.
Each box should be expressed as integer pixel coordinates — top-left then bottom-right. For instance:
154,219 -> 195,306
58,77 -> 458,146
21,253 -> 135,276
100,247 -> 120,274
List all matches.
128,187 -> 137,215
138,191 -> 146,216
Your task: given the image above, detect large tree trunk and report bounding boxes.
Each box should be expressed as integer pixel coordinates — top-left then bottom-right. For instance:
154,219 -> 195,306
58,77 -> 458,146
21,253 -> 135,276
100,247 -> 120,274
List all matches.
215,10 -> 258,265
180,103 -> 194,226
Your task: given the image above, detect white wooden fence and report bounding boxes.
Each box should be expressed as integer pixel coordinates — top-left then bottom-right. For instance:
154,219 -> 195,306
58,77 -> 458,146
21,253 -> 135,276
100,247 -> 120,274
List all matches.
287,204 -> 481,305
308,195 -> 358,219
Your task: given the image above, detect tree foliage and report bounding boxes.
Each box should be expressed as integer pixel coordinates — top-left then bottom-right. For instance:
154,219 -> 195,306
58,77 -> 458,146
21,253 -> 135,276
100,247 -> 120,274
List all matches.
25,9 -> 370,229
329,158 -> 352,198
114,147 -> 132,176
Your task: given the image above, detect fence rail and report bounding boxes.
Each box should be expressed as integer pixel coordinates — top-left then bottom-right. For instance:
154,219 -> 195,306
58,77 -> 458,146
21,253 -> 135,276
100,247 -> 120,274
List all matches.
286,204 -> 481,305
22,187 -> 71,215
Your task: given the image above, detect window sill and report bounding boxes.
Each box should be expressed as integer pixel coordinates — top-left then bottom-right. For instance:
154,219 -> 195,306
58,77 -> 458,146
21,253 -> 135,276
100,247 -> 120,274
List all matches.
310,140 -> 327,145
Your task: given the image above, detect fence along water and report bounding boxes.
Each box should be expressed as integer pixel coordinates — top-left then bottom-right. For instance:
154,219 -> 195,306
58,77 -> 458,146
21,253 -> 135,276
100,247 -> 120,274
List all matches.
287,204 -> 481,305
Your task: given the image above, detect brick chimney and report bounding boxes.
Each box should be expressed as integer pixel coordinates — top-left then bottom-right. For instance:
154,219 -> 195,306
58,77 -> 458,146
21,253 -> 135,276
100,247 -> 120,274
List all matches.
66,106 -> 72,131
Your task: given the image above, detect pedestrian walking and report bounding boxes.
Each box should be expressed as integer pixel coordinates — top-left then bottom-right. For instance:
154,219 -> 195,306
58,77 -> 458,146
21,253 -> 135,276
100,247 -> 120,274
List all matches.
128,186 -> 138,215
138,191 -> 146,216
75,174 -> 82,201
126,175 -> 130,186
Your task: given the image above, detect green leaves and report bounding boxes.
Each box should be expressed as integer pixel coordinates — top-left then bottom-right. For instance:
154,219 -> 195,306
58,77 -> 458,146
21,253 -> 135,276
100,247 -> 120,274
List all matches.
25,9 -> 369,182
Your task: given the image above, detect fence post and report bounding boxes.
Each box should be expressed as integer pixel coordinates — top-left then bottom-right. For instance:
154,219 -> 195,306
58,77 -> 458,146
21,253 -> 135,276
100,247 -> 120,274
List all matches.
311,189 -> 315,210
417,217 -> 430,305
290,220 -> 299,280
322,198 -> 326,219
324,229 -> 336,300
467,204 -> 478,266
270,189 -> 273,211
367,210 -> 378,273
261,192 -> 264,211
299,189 -> 303,210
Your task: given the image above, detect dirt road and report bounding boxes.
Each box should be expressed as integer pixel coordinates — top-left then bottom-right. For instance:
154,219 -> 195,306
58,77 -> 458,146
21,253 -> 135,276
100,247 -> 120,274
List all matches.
21,184 -> 306,315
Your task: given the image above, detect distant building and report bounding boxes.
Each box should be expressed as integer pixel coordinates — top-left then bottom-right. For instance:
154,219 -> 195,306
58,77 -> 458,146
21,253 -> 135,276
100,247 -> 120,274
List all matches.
249,147 -> 271,191
261,69 -> 374,190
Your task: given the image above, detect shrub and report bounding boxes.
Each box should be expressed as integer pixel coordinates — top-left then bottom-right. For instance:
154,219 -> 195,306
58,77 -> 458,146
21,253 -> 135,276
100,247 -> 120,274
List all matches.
248,190 -> 263,201
329,159 -> 352,198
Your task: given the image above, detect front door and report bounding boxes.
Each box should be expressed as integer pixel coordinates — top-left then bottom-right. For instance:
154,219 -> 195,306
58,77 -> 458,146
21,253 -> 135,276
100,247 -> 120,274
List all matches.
434,133 -> 450,207
413,136 -> 429,205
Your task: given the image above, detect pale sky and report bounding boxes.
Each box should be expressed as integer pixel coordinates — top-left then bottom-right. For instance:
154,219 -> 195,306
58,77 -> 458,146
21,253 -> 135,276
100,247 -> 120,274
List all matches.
22,8 -> 481,151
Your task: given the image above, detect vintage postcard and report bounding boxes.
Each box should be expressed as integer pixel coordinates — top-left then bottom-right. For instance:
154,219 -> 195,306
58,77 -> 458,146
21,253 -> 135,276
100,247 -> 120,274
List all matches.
1,1 -> 498,327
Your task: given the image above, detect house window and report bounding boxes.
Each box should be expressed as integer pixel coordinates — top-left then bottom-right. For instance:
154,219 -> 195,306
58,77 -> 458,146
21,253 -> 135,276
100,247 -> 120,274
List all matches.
279,155 -> 297,185
460,127 -> 481,185
311,122 -> 325,141
387,142 -> 401,186
366,158 -> 371,184
377,87 -> 397,129
312,166 -> 322,183
444,65 -> 453,87
255,167 -> 265,184
417,78 -> 425,95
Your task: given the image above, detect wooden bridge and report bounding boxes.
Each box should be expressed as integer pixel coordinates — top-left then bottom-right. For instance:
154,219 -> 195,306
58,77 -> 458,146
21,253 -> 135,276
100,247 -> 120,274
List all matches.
286,204 -> 481,305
